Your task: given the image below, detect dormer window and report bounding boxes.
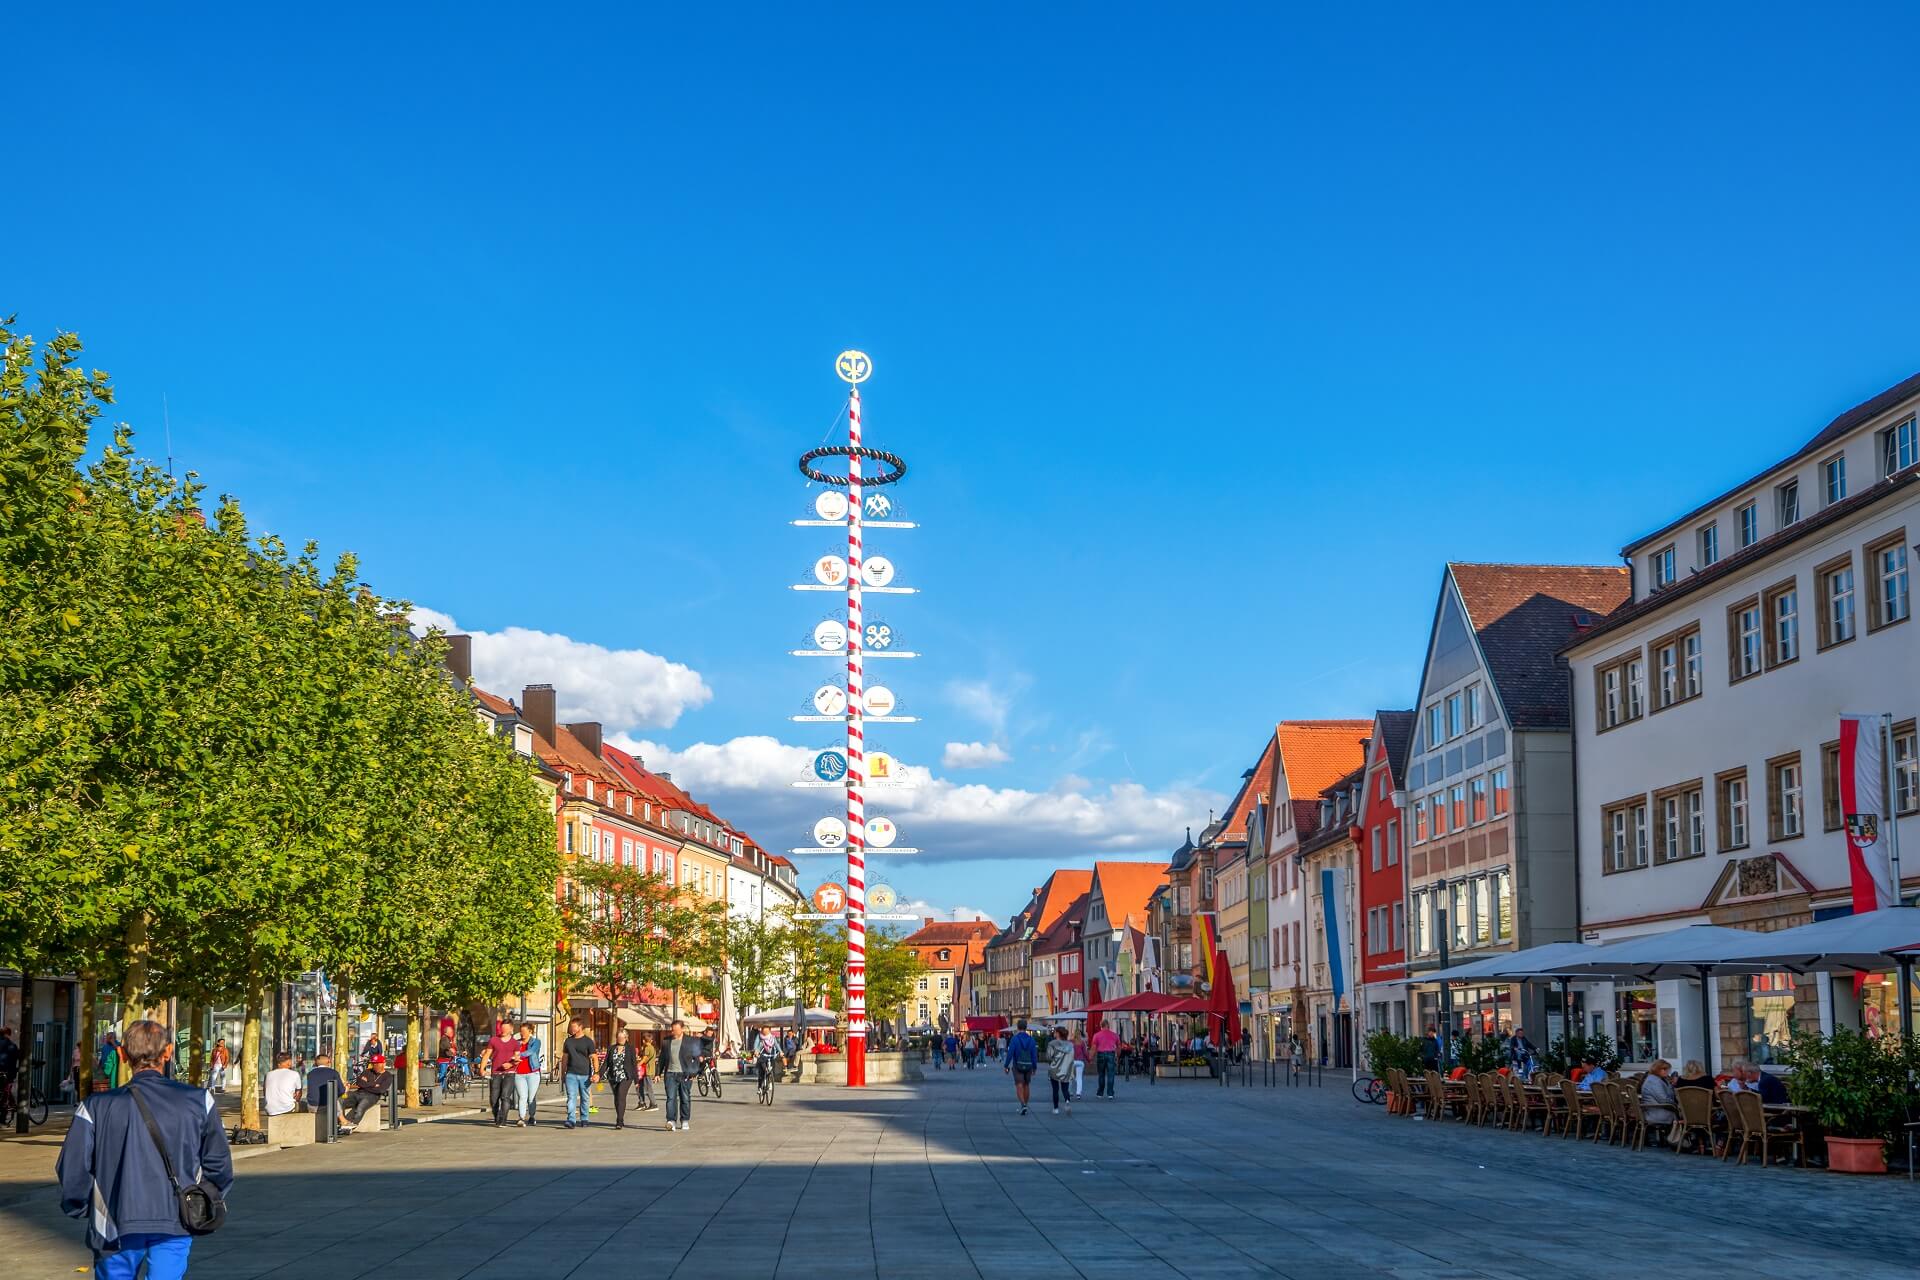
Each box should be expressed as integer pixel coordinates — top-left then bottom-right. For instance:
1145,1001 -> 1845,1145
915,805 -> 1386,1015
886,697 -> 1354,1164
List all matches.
1698,523 -> 1719,568
1738,502 -> 1759,548
1776,479 -> 1800,529
1650,544 -> 1676,590
1822,454 -> 1847,507
563,771 -> 573,792
1882,418 -> 1918,476
585,779 -> 595,801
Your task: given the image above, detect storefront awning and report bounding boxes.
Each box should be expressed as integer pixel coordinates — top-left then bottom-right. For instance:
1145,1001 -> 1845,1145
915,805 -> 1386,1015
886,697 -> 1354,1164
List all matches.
964,1016 -> 1007,1033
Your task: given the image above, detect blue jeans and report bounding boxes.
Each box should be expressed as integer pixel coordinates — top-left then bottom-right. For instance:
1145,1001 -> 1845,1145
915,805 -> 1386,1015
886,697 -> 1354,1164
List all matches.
665,1072 -> 692,1123
98,1234 -> 191,1280
564,1073 -> 590,1124
1096,1051 -> 1117,1096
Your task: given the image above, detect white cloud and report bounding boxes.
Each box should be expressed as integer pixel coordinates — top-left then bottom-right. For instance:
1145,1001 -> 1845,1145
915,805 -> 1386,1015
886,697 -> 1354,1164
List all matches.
942,741 -> 1010,769
895,899 -> 997,925
412,607 -> 711,731
614,732 -> 1221,863
944,677 -> 1020,737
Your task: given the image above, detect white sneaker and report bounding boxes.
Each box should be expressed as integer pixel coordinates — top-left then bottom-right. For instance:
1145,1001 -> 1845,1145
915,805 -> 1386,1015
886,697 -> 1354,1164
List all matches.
1052,1106 -> 1060,1115
679,1121 -> 689,1131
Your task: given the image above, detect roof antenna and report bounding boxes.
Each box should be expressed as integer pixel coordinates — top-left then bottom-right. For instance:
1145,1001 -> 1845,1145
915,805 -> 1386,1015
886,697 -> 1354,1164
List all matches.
163,393 -> 174,479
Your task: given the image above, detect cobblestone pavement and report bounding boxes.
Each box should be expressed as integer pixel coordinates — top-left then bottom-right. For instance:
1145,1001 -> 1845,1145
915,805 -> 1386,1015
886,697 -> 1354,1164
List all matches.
2,1063 -> 1915,1279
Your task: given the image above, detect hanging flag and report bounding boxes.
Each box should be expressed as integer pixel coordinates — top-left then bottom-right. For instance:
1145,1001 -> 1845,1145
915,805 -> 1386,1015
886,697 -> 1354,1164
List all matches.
1840,714 -> 1896,912
1321,866 -> 1346,1004
1194,913 -> 1217,986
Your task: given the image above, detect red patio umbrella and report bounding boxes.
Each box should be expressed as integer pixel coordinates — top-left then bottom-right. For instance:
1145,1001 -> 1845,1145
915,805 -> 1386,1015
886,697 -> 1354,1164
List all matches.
1085,978 -> 1103,1036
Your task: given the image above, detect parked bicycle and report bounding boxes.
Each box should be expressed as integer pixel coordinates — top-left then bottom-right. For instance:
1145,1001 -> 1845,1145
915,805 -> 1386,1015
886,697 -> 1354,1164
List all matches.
1351,1073 -> 1387,1105
0,1060 -> 51,1127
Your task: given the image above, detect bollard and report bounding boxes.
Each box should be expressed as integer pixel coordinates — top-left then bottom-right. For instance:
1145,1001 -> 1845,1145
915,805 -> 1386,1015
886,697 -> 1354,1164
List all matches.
315,1081 -> 339,1144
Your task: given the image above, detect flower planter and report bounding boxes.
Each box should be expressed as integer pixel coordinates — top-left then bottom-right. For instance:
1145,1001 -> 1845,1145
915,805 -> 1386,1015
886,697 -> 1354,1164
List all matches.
1825,1136 -> 1887,1175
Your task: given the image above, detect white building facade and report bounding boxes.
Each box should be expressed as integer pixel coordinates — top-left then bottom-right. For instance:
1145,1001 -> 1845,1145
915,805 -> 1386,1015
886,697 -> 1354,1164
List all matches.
1568,372 -> 1920,1071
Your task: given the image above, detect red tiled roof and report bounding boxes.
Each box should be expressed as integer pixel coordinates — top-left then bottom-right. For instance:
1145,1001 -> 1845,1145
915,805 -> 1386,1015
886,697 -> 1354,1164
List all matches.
1032,870 -> 1095,933
471,685 -> 518,718
1274,720 -> 1372,800
1090,861 -> 1169,932
904,920 -> 998,970
1448,563 -> 1630,730
1031,893 -> 1089,956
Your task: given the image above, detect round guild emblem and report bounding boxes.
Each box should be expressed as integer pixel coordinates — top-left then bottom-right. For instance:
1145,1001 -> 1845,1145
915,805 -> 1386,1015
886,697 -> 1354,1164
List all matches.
861,556 -> 895,587
866,818 -> 898,850
814,491 -> 849,522
867,751 -> 896,781
863,685 -> 896,717
814,554 -> 849,586
813,816 -> 847,848
813,684 -> 846,716
835,350 -> 873,384
812,620 -> 846,651
864,493 -> 893,519
813,882 -> 847,913
864,623 -> 893,650
868,882 -> 898,908
812,750 -> 848,782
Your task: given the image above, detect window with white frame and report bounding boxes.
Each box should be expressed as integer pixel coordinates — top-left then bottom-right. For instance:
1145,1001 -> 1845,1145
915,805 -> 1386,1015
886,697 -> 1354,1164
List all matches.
1869,532 -> 1910,629
1882,418 -> 1918,476
1465,683 -> 1483,730
1738,502 -> 1759,548
1819,558 -> 1856,648
1426,703 -> 1444,749
1651,545 -> 1676,590
1655,783 -> 1705,863
1730,599 -> 1763,680
1699,523 -> 1719,568
1769,754 -> 1804,841
1718,770 -> 1749,851
1446,692 -> 1463,740
1386,818 -> 1399,865
1895,722 -> 1919,816
1822,454 -> 1847,506
1767,581 -> 1799,665
1370,826 -> 1383,872
1682,631 -> 1703,698
1470,775 -> 1488,824
1626,656 -> 1645,719
1605,798 -> 1650,873
1777,480 -> 1800,529
1491,768 -> 1510,816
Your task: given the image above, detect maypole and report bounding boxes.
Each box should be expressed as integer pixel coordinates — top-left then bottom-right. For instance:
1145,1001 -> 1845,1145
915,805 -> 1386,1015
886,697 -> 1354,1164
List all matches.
792,350 -> 915,1087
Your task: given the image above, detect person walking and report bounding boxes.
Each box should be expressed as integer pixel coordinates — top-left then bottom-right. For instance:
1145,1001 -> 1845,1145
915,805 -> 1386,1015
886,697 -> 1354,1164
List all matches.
1070,1031 -> 1088,1099
481,1019 -> 520,1128
96,1028 -> 129,1093
560,1018 -> 597,1130
1091,1022 -> 1120,1098
205,1037 -> 229,1094
58,1019 -> 232,1280
601,1028 -> 637,1129
1045,1026 -> 1075,1116
942,1031 -> 959,1070
512,1023 -> 540,1127
1003,1019 -> 1040,1116
660,1020 -> 698,1132
636,1036 -> 658,1112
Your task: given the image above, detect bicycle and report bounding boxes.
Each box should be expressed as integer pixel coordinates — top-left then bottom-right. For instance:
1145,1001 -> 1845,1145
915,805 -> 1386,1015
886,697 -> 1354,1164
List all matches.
1,1064 -> 51,1127
756,1060 -> 776,1106
695,1060 -> 723,1099
1351,1073 -> 1387,1105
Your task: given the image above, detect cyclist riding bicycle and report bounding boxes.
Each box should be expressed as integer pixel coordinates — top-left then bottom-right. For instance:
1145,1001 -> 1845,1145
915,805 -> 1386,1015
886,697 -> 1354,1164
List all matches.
753,1027 -> 782,1094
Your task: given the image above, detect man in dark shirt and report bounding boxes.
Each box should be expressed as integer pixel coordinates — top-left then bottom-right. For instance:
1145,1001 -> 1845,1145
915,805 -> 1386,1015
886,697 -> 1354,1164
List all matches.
560,1019 -> 597,1129
305,1053 -> 344,1126
482,1020 -> 520,1128
341,1057 -> 392,1129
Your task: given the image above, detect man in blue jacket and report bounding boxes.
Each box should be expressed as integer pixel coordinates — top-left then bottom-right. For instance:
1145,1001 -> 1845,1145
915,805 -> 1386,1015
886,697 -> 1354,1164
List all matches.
58,1019 -> 232,1279
1002,1019 -> 1039,1116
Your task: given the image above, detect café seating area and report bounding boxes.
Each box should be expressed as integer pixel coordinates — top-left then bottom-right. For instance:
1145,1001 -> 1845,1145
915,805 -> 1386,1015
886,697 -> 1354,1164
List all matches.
1383,1068 -> 1811,1166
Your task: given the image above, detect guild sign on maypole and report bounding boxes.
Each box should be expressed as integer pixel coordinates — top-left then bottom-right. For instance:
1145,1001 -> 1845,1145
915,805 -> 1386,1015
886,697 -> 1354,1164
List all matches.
787,350 -> 918,1088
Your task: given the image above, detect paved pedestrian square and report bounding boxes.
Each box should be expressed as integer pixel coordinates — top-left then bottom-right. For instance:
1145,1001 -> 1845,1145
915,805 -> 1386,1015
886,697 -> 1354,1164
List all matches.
2,1066 -> 1915,1279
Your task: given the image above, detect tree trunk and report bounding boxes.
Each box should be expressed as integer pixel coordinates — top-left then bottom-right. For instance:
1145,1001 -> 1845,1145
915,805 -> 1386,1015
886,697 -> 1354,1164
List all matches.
77,977 -> 97,1097
238,968 -> 267,1132
403,996 -> 423,1110
333,979 -> 352,1072
121,913 -> 150,1018
187,1003 -> 207,1087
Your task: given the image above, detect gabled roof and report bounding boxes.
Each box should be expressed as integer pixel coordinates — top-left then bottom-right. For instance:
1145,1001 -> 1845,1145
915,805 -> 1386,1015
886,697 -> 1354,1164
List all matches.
1274,720 -> 1372,799
1372,710 -> 1416,789
1089,860 -> 1169,932
1622,369 -> 1920,556
1448,563 -> 1630,730
1031,893 -> 1089,957
471,685 -> 519,719
1032,870 -> 1094,933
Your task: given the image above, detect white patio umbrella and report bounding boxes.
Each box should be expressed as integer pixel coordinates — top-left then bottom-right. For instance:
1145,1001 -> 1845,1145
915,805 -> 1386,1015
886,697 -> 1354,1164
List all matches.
1713,906 -> 1920,1045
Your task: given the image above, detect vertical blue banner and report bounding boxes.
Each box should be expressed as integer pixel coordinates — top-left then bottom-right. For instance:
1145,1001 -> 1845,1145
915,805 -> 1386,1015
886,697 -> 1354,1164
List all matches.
1321,867 -> 1346,1003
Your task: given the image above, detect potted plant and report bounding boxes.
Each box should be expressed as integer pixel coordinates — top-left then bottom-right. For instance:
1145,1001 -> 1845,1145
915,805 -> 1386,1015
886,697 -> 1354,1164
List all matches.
1363,1031 -> 1425,1111
1779,1028 -> 1913,1174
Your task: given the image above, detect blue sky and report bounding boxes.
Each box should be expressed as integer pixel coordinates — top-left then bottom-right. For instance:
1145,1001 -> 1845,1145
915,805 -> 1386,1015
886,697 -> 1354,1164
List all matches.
13,6 -> 1920,923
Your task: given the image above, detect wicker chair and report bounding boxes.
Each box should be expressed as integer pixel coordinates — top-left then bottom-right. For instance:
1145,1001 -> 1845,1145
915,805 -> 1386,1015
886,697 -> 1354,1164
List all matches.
1461,1073 -> 1485,1125
1559,1078 -> 1598,1140
1483,1073 -> 1508,1127
1514,1073 -> 1545,1131
1674,1085 -> 1717,1156
1616,1083 -> 1649,1151
1405,1068 -> 1435,1119
1541,1076 -> 1569,1136
1590,1080 -> 1620,1144
1425,1070 -> 1459,1121
1727,1090 -> 1803,1167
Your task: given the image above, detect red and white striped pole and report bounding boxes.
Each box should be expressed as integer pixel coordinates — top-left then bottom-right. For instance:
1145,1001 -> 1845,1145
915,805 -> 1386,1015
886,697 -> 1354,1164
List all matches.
844,385 -> 869,1087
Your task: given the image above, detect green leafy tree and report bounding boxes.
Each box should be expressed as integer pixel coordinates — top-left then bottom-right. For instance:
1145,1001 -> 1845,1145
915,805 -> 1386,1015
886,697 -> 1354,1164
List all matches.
723,911 -> 794,1038
563,862 -> 726,1007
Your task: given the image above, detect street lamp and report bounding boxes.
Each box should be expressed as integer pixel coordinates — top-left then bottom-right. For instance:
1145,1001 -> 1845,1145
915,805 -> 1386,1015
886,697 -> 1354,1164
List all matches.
1434,874 -> 1452,1071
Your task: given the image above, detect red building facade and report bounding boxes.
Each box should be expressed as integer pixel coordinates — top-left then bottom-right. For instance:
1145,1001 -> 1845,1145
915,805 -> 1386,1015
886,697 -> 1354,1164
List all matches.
1356,709 -> 1415,1036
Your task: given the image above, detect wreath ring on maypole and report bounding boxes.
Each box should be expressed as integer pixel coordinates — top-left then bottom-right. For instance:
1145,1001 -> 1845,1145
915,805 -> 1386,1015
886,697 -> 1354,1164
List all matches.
799,445 -> 907,488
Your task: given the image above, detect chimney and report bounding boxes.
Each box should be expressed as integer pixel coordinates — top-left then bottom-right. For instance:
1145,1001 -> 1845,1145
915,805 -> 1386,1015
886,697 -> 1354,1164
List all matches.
522,684 -> 557,745
442,634 -> 473,685
566,721 -> 603,757
658,772 -> 672,782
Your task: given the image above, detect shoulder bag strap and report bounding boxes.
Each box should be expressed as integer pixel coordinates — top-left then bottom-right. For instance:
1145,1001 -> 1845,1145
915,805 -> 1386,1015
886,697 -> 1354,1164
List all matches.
128,1086 -> 186,1192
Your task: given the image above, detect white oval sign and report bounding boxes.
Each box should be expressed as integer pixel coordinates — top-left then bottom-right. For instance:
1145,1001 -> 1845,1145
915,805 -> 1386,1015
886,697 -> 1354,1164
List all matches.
868,881 -> 898,908
866,818 -> 898,850
836,350 -> 873,384
861,556 -> 895,587
814,491 -> 848,522
863,685 -> 896,717
813,684 -> 846,716
812,620 -> 846,651
814,555 -> 848,586
867,751 -> 896,781
814,816 -> 847,848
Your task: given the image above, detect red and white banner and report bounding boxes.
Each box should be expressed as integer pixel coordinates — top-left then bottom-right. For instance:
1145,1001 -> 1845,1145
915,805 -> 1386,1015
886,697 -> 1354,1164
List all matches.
1840,714 -> 1896,912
